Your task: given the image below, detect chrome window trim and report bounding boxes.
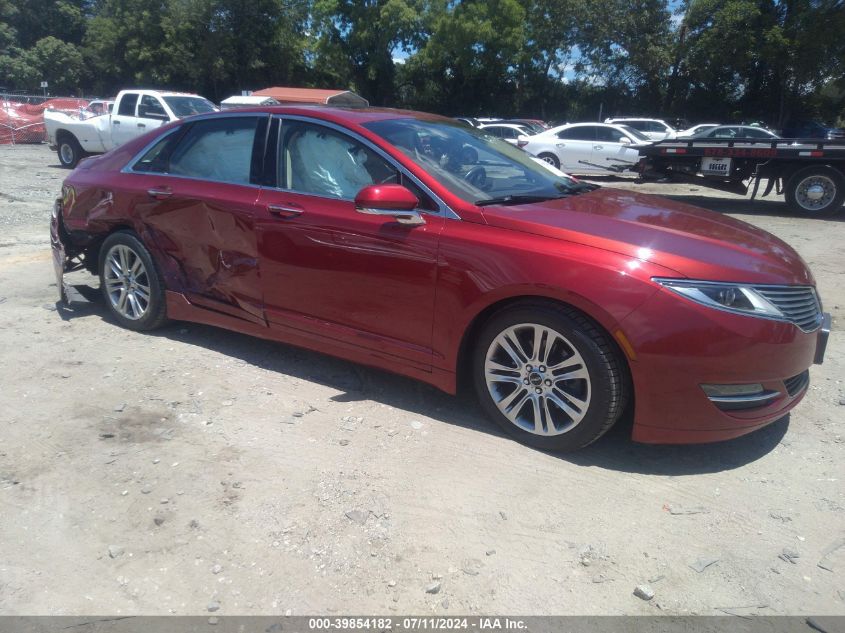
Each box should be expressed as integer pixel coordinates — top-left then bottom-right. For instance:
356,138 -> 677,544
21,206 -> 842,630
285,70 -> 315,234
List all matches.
120,112 -> 269,190
273,114 -> 461,221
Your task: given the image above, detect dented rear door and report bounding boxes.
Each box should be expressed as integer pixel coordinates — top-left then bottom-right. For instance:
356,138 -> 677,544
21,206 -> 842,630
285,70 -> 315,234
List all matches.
134,114 -> 268,324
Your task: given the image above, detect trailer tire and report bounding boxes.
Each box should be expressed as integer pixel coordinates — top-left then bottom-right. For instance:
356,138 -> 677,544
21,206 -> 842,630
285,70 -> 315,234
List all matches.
785,166 -> 845,217
57,134 -> 85,169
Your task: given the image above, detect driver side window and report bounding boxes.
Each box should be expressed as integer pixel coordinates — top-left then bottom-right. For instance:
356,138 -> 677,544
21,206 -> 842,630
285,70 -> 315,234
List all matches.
279,121 -> 398,200
139,95 -> 167,119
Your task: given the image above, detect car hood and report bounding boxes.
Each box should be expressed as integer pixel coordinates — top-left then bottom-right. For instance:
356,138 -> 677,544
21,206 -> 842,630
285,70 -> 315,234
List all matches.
479,188 -> 814,285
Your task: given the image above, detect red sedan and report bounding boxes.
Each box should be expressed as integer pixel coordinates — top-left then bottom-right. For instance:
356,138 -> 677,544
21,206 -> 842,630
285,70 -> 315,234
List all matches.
51,106 -> 831,451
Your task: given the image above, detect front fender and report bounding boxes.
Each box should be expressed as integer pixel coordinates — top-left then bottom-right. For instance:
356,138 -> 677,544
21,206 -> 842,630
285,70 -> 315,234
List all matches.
430,220 -> 680,380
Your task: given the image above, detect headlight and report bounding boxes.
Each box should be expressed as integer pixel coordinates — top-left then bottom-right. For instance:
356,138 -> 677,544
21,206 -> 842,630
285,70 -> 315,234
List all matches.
653,278 -> 784,319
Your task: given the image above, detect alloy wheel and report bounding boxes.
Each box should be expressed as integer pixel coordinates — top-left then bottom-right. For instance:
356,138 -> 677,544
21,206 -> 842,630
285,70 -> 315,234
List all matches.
103,244 -> 151,320
484,323 -> 591,436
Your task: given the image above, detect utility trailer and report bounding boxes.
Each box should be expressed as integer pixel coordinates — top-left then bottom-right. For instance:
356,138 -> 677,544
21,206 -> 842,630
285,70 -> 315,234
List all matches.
637,137 -> 845,216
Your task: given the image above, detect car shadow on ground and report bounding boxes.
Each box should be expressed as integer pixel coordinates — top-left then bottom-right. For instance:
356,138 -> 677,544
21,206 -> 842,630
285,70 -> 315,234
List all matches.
55,290 -> 789,476
583,175 -> 845,222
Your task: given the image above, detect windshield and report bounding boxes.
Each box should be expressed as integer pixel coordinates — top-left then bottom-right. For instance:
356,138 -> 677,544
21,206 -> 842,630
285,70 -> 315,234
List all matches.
618,125 -> 651,142
163,96 -> 217,118
363,118 -> 579,204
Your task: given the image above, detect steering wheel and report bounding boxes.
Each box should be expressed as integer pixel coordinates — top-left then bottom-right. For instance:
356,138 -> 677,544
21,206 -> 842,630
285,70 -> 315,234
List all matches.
464,165 -> 487,187
460,146 -> 479,165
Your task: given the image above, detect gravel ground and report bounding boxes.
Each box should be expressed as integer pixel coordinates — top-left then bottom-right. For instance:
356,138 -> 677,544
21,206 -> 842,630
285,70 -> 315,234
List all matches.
0,143 -> 843,616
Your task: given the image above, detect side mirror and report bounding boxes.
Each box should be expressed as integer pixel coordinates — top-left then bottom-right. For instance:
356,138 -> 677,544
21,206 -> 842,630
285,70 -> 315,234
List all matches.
354,184 -> 425,225
138,105 -> 168,121
619,137 -> 631,145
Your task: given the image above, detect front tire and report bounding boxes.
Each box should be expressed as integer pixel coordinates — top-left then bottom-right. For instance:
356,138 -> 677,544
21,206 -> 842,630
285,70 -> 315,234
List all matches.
472,303 -> 627,452
784,166 -> 845,217
57,135 -> 85,168
98,231 -> 168,331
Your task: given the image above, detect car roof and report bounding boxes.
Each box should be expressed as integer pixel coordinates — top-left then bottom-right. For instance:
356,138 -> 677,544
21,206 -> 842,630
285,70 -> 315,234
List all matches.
607,117 -> 665,122
197,105 -> 451,127
480,122 -> 527,128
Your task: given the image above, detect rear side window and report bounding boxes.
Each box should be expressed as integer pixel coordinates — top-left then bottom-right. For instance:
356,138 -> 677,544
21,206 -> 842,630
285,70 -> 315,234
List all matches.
117,93 -> 139,116
557,126 -> 595,141
168,117 -> 260,184
132,132 -> 182,173
131,117 -> 261,183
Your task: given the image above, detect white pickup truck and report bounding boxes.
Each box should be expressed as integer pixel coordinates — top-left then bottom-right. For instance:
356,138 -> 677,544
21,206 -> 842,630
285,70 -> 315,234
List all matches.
45,89 -> 217,168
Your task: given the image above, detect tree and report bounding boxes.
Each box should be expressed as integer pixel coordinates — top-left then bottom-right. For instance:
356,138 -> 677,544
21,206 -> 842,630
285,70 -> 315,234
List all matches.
312,0 -> 425,105
400,0 -> 526,114
0,36 -> 84,93
676,0 -> 845,126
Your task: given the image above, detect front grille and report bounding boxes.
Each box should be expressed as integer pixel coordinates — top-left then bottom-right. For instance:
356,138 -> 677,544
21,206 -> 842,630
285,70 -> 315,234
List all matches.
753,285 -> 822,332
784,370 -> 810,397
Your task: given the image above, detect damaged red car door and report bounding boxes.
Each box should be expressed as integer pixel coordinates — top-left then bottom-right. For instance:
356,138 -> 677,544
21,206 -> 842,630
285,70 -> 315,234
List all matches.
135,115 -> 266,323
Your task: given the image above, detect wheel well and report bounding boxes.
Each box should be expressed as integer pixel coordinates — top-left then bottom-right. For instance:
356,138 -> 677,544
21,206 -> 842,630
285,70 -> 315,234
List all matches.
55,129 -> 75,145
82,225 -> 134,274
455,295 -> 633,397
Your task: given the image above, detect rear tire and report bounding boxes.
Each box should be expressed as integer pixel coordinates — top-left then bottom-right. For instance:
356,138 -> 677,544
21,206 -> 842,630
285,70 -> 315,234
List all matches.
57,135 -> 85,168
98,231 -> 168,331
784,165 -> 845,217
472,302 -> 627,452
537,153 -> 560,170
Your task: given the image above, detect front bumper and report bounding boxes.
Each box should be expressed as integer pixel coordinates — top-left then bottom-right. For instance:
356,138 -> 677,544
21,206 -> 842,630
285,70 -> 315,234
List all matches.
621,286 -> 830,444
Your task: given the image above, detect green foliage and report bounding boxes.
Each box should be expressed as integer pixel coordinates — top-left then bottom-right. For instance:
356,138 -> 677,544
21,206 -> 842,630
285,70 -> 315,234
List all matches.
0,0 -> 842,126
312,0 -> 424,104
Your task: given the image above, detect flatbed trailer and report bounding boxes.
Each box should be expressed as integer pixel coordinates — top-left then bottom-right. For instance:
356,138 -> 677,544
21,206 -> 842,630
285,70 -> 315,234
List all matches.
637,137 -> 845,216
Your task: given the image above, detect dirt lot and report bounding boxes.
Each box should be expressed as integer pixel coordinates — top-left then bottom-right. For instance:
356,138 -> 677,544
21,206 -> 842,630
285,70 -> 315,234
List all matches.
0,143 -> 843,616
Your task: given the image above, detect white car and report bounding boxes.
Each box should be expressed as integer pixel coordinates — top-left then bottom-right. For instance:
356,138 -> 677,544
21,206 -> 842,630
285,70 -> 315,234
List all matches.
521,122 -> 651,174
677,123 -> 719,137
45,89 -> 217,168
604,117 -> 677,141
478,122 -> 532,145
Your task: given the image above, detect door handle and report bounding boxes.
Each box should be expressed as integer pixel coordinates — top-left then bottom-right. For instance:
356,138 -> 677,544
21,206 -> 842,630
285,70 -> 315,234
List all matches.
147,187 -> 172,200
137,123 -> 146,128
593,145 -> 604,150
556,143 -> 566,147
268,204 -> 303,218
113,120 -> 120,125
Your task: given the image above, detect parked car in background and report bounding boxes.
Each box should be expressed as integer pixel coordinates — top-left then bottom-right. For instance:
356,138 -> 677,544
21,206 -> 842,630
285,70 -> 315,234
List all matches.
220,95 -> 280,109
604,117 -> 676,140
478,122 -> 533,145
780,120 -> 845,140
522,122 -> 651,174
691,125 -> 779,139
52,106 -> 829,451
666,118 -> 692,131
455,117 -> 481,128
676,123 -> 719,137
503,119 -> 549,134
45,89 -> 217,168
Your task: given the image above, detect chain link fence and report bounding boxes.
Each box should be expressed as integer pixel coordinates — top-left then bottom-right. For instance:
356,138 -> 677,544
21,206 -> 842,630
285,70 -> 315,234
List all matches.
1,93 -> 91,145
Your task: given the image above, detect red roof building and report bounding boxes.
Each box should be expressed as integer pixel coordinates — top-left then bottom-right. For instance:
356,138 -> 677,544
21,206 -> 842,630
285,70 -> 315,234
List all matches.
251,87 -> 369,107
